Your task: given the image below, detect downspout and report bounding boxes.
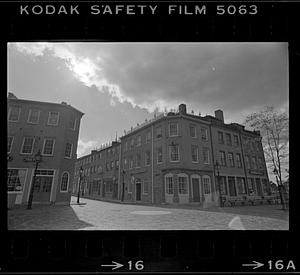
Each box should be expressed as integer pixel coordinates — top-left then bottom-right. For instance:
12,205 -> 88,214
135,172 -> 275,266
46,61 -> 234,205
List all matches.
151,124 -> 154,204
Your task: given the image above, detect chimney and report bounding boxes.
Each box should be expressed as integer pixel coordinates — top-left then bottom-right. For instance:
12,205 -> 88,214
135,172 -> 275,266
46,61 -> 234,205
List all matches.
178,104 -> 187,115
214,109 -> 224,122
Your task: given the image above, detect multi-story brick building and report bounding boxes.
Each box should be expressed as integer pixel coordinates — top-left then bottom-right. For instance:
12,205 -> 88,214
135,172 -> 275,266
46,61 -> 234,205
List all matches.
7,93 -> 84,205
74,104 -> 271,207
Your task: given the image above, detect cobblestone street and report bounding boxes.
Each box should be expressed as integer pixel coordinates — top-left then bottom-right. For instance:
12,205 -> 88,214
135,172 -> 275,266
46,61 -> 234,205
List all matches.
8,196 -> 289,230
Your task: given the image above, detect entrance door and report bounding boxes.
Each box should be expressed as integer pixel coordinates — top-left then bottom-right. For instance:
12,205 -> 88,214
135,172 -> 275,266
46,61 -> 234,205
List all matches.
32,175 -> 52,203
192,177 -> 200,202
256,178 -> 263,196
203,176 -> 212,203
136,182 -> 141,201
228,177 -> 237,196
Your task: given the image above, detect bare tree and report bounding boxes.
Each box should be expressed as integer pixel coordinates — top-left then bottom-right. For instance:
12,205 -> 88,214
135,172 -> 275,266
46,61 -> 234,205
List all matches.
245,106 -> 289,187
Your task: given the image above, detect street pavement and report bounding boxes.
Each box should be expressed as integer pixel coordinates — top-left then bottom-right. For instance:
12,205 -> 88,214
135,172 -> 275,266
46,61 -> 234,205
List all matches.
8,196 -> 289,230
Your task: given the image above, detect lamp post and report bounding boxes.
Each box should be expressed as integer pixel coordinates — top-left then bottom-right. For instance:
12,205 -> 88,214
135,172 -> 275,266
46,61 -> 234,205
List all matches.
77,166 -> 83,204
27,150 -> 43,210
121,170 -> 125,201
214,160 -> 223,207
273,167 -> 286,210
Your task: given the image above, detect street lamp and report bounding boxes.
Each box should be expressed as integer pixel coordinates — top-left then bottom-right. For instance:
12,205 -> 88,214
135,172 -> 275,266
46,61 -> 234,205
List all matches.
77,166 -> 83,204
273,167 -> 286,210
214,160 -> 223,207
27,150 -> 43,210
121,170 -> 126,201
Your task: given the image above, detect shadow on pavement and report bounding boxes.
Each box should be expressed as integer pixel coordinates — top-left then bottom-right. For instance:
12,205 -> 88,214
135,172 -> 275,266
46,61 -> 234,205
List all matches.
8,205 -> 94,230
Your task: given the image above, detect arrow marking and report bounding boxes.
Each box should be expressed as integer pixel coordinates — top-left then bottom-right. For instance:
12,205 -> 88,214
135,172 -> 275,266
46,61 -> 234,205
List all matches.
101,261 -> 123,270
242,261 -> 264,269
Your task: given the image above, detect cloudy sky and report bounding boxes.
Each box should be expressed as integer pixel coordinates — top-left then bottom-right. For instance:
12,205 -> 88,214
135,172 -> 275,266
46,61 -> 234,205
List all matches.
8,42 -> 288,158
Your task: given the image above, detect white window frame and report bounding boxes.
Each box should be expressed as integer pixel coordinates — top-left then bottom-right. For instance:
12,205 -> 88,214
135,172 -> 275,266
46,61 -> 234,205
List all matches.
228,152 -> 235,167
7,168 -> 28,193
143,179 -> 149,194
128,177 -> 134,194
60,171 -> 70,192
191,145 -> 199,163
157,147 -> 163,164
136,135 -> 142,147
146,131 -> 151,143
8,136 -> 14,153
203,148 -> 210,164
165,173 -> 174,195
47,111 -> 59,126
42,138 -> 55,156
177,173 -> 189,195
202,175 -> 211,194
8,106 -> 21,122
169,122 -> 179,137
69,116 -> 76,130
169,144 -> 180,162
190,124 -> 197,138
27,109 -> 40,124
201,127 -> 208,141
64,143 -> 73,159
20,137 -> 35,155
236,153 -> 242,168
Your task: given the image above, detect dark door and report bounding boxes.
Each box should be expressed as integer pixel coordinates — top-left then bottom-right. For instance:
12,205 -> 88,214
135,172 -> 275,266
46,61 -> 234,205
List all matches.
192,178 -> 200,202
256,178 -> 263,196
136,183 -> 141,201
228,177 -> 237,196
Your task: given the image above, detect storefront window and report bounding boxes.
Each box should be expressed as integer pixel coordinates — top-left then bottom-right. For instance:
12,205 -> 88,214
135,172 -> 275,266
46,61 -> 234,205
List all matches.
7,169 -> 27,192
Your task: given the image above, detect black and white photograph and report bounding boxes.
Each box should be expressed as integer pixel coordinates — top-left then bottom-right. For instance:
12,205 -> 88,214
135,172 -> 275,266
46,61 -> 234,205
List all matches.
7,42 -> 289,230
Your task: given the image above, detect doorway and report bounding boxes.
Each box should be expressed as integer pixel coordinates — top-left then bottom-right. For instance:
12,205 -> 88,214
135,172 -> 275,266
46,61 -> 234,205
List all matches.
191,176 -> 201,202
136,181 -> 142,201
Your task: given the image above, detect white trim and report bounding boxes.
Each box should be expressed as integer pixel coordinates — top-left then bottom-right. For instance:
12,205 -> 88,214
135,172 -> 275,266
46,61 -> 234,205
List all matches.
64,143 -> 73,159
27,109 -> 40,124
60,171 -> 69,192
7,136 -> 14,154
169,122 -> 179,137
202,175 -> 211,194
190,124 -> 197,138
191,145 -> 199,163
7,167 -> 28,194
42,138 -> 55,156
20,137 -> 35,155
177,173 -> 189,195
8,106 -> 21,122
201,127 -> 208,141
47,111 -> 60,126
203,148 -> 210,164
164,173 -> 174,195
156,147 -> 163,164
169,144 -> 180,162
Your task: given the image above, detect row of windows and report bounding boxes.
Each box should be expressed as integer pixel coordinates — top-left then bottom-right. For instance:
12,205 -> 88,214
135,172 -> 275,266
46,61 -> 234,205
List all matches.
75,159 -> 120,177
219,151 -> 243,168
218,131 -> 240,147
245,155 -> 264,170
123,123 -> 209,152
218,176 -> 270,196
8,106 -> 76,129
243,137 -> 261,152
7,136 -> 73,158
7,168 -> 69,193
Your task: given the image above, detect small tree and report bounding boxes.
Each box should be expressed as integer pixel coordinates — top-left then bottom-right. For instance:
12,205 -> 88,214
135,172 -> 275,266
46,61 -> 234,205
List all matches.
245,106 -> 289,208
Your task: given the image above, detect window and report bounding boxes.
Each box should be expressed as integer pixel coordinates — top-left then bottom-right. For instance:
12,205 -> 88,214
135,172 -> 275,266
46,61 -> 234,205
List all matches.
218,131 -> 224,144
225,133 -> 232,146
258,157 -> 263,169
136,154 -> 141,167
21,137 -> 35,154
233,135 -> 239,146
105,181 -> 113,193
7,168 -> 27,192
245,155 -> 251,169
251,156 -> 257,169
169,123 -> 178,137
28,109 -> 40,124
143,179 -> 149,194
201,128 -> 208,141
60,172 -> 69,192
8,106 -> 20,122
190,124 -> 197,138
155,126 -> 162,139
136,135 -> 142,147
157,147 -> 163,164
98,165 -> 103,173
124,158 -> 128,170
128,177 -> 134,193
33,169 -> 54,193
146,131 -> 151,143
65,143 -> 72,158
191,145 -> 199,163
129,157 -> 134,169
248,178 -> 256,195
116,160 -> 119,169
228,152 -> 235,167
130,138 -> 135,149
8,136 -> 14,153
220,151 -> 226,166
124,141 -> 128,152
69,115 -> 76,130
178,175 -> 188,194
165,175 -> 174,194
236,153 -> 242,168
228,176 -> 237,196
111,161 -> 114,169
42,138 -> 55,156
145,151 -> 151,166
203,176 -> 211,194
203,148 -> 210,164
169,144 -> 179,162
47,111 -> 59,126
219,176 -> 227,195
237,177 -> 247,194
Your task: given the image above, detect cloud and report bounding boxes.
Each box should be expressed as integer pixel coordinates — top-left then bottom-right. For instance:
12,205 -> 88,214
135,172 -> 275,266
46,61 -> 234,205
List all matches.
77,139 -> 98,157
12,42 -> 288,115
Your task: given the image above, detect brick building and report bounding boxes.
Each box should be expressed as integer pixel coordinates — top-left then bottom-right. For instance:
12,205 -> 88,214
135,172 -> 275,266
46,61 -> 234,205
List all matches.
74,104 -> 271,207
7,93 -> 84,205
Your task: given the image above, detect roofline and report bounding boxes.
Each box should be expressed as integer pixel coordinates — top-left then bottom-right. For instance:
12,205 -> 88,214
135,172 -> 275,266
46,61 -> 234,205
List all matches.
8,98 -> 84,116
